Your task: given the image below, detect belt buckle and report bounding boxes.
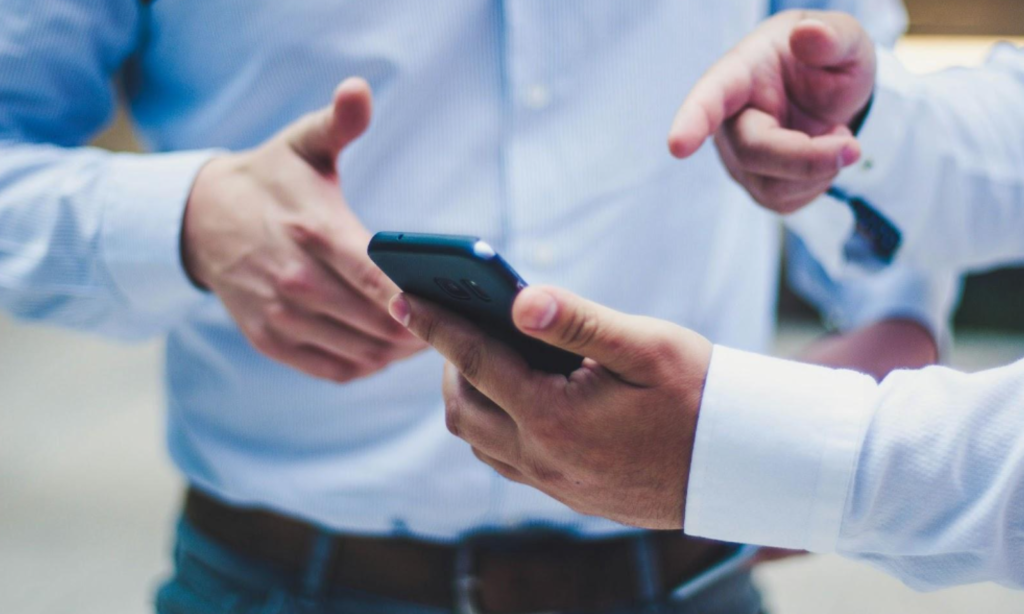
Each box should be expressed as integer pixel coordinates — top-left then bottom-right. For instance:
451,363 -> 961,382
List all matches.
454,533 -> 566,614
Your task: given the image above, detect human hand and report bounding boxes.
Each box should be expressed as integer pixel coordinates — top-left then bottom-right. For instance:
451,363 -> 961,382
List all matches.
389,286 -> 712,530
182,77 -> 424,383
669,10 -> 876,213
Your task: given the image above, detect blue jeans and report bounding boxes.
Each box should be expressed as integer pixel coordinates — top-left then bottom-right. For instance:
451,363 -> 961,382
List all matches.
156,519 -> 765,614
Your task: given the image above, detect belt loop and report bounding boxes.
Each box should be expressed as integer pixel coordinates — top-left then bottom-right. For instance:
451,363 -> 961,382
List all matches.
454,539 -> 483,614
632,532 -> 663,605
299,530 -> 336,602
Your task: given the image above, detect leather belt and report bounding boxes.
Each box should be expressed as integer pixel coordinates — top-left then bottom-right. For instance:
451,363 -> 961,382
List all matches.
184,488 -> 738,613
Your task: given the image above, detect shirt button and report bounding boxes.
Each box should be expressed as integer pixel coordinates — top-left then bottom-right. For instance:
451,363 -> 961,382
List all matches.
533,244 -> 556,268
861,157 -> 875,172
523,84 -> 551,110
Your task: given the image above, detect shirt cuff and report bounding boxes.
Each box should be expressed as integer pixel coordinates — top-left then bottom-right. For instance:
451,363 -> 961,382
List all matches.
684,346 -> 879,553
100,150 -> 219,321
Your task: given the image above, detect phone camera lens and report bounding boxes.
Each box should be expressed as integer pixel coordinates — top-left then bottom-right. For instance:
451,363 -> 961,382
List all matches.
434,277 -> 472,300
461,279 -> 491,302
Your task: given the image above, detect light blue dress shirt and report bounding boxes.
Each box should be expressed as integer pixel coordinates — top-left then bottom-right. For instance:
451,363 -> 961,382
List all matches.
0,0 -> 952,540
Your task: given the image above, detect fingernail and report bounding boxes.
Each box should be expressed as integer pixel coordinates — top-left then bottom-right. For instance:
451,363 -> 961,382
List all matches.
389,295 -> 410,327
840,143 -> 860,167
799,17 -> 836,35
519,290 -> 558,331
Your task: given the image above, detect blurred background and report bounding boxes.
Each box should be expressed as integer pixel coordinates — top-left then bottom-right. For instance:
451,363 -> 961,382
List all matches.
2,1 -> 1023,613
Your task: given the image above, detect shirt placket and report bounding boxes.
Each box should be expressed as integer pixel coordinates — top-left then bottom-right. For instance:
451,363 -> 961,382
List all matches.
487,0 -> 568,527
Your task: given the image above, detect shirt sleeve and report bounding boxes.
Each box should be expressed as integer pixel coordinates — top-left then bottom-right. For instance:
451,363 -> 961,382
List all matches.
685,345 -> 1024,591
0,0 -> 216,340
787,45 -> 1024,275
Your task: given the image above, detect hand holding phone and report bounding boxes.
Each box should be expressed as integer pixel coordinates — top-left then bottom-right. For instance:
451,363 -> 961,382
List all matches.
368,232 -> 583,375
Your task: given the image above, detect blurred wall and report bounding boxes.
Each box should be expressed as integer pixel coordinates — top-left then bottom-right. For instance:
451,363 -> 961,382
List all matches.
905,0 -> 1024,35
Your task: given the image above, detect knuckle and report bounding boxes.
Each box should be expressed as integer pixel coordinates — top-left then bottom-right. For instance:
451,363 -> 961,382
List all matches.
444,398 -> 464,437
733,129 -> 764,163
802,153 -> 834,179
803,155 -> 824,179
326,362 -> 357,383
359,344 -> 394,371
758,178 -> 791,206
558,308 -> 601,352
524,457 -> 564,487
724,164 -> 749,189
263,302 -> 294,328
246,323 -> 278,355
734,143 -> 762,170
286,218 -> 333,252
453,344 -> 483,382
489,460 -> 521,484
352,260 -> 389,298
275,263 -> 317,297
419,313 -> 440,347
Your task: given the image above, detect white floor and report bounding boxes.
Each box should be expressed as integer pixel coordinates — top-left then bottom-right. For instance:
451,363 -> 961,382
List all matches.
1,315 -> 1021,614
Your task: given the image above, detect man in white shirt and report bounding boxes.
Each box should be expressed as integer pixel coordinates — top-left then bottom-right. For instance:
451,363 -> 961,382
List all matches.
393,10 -> 1024,593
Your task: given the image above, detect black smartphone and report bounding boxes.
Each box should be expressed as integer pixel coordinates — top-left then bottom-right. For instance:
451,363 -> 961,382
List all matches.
368,232 -> 583,375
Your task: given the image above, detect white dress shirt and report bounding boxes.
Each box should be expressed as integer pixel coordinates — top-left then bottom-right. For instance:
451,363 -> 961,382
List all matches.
687,45 -> 1024,590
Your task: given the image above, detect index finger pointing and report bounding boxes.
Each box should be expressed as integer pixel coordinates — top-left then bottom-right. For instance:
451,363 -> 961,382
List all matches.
669,51 -> 756,159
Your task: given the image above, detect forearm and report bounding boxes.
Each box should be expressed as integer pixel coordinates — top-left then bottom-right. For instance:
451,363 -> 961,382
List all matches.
798,317 -> 936,380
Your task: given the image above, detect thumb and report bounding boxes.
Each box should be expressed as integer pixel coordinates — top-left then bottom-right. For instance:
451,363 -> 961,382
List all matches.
513,286 -> 669,383
790,13 -> 873,71
286,77 -> 373,174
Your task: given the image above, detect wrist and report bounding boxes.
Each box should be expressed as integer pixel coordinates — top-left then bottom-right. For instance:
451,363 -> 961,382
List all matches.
181,155 -> 236,290
677,328 -> 713,523
848,92 -> 874,136
683,331 -> 713,418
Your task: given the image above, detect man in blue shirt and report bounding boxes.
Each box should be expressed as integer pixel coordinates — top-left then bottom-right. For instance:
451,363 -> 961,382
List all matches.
0,1 -> 955,613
